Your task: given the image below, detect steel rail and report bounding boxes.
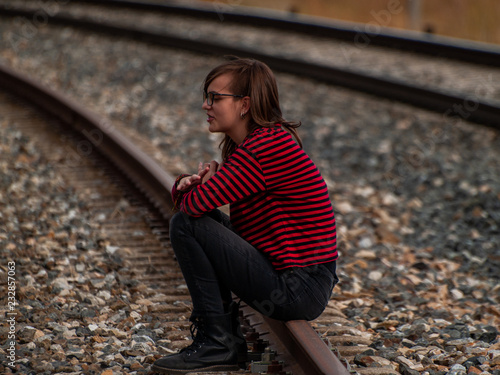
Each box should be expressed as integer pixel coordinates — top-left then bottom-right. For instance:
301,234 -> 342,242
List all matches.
75,0 -> 500,66
1,7 -> 499,131
0,64 -> 351,374
268,316 -> 350,375
0,63 -> 175,221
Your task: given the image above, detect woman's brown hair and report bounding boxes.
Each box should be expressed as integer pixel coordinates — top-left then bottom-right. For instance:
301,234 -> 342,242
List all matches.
203,57 -> 302,161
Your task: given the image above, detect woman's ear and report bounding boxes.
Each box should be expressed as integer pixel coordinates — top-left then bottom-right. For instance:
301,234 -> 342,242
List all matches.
241,96 -> 251,114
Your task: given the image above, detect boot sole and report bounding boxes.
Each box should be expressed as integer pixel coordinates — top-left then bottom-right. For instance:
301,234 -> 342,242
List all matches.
237,355 -> 248,369
150,363 -> 240,374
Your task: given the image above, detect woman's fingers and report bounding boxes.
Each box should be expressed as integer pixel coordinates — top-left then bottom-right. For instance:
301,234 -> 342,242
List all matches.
179,161 -> 220,190
198,162 -> 211,179
177,174 -> 202,191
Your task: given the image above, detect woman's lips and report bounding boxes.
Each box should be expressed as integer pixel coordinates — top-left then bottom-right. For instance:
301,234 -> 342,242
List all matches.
207,115 -> 214,122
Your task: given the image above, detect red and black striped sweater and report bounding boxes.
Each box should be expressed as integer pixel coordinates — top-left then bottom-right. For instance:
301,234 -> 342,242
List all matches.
172,124 -> 338,270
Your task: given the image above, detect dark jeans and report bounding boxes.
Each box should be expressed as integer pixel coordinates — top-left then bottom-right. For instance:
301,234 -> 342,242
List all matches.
169,210 -> 339,321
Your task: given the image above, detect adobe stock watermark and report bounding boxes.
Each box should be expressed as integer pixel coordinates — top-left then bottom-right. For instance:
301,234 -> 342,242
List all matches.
341,0 -> 404,64
7,0 -> 70,53
5,261 -> 17,370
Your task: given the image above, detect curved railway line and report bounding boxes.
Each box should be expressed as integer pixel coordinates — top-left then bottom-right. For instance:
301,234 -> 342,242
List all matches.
1,2 -> 499,375
1,0 -> 500,128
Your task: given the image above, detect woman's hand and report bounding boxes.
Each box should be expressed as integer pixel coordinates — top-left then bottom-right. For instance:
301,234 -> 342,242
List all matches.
201,160 -> 220,184
177,161 -> 219,191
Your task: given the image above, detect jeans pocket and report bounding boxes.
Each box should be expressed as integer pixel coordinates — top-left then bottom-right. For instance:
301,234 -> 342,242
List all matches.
304,270 -> 335,319
277,266 -> 336,321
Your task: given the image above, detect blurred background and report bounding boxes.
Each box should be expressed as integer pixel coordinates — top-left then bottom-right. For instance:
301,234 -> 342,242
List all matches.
200,0 -> 500,45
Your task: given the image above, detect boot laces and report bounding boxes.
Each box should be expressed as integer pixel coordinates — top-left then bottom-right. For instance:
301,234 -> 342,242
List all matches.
181,317 -> 206,356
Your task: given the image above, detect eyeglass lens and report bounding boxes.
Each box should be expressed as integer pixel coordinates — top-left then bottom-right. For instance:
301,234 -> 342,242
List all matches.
203,91 -> 213,105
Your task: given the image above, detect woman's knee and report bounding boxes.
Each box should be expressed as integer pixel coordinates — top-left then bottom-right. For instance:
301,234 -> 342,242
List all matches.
169,212 -> 190,239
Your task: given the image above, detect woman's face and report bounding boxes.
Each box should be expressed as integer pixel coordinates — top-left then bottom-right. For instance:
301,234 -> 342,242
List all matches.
202,73 -> 249,144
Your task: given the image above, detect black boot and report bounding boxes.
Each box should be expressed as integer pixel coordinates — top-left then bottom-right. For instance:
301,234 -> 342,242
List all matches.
151,314 -> 239,374
229,301 -> 248,368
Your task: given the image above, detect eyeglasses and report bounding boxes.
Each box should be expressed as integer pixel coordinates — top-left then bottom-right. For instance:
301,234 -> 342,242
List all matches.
203,90 -> 245,106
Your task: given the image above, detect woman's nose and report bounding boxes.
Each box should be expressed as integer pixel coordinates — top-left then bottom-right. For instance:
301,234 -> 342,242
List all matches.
202,100 -> 211,110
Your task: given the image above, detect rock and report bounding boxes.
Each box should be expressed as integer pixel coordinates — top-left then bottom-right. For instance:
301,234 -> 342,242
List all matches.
132,342 -> 154,354
76,263 -> 86,272
369,270 -> 384,281
375,226 -> 400,244
336,201 -> 354,214
130,361 -> 144,370
110,328 -> 128,339
376,320 -> 400,329
130,311 -> 142,320
463,356 -> 488,369
51,277 -> 73,292
447,364 -> 467,375
66,347 -> 85,360
110,310 -> 127,323
400,366 -> 420,375
113,353 -> 126,365
18,326 -> 45,342
135,298 -> 154,306
396,356 -> 424,372
358,238 -> 375,249
97,290 -> 112,300
467,366 -> 482,374
451,289 -> 465,300
491,354 -> 500,366
471,326 -> 499,343
132,335 -> 156,345
401,338 -> 416,348
354,354 -> 394,368
35,361 -> 55,373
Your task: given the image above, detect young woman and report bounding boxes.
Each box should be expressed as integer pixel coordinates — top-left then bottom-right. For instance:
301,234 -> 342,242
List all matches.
152,57 -> 339,374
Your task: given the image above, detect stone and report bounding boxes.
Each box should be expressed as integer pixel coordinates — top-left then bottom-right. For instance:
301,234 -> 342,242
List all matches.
468,367 -> 482,374
132,335 -> 155,345
471,326 -> 499,343
396,356 -> 425,372
447,364 -> 467,375
18,326 -> 45,342
354,354 -> 394,368
130,362 -> 144,370
66,347 -> 85,360
51,277 -> 73,292
491,355 -> 500,366
97,290 -> 112,300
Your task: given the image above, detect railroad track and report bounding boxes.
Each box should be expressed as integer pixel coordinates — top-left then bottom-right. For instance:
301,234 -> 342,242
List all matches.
0,63 -> 352,374
1,0 -> 500,129
11,0 -> 500,66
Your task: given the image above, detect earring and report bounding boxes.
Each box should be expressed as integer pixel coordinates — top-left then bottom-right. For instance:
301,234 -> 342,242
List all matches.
240,112 -> 246,119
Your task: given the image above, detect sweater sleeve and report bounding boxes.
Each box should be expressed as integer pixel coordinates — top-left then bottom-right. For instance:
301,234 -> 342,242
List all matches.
177,146 -> 266,217
171,174 -> 192,210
